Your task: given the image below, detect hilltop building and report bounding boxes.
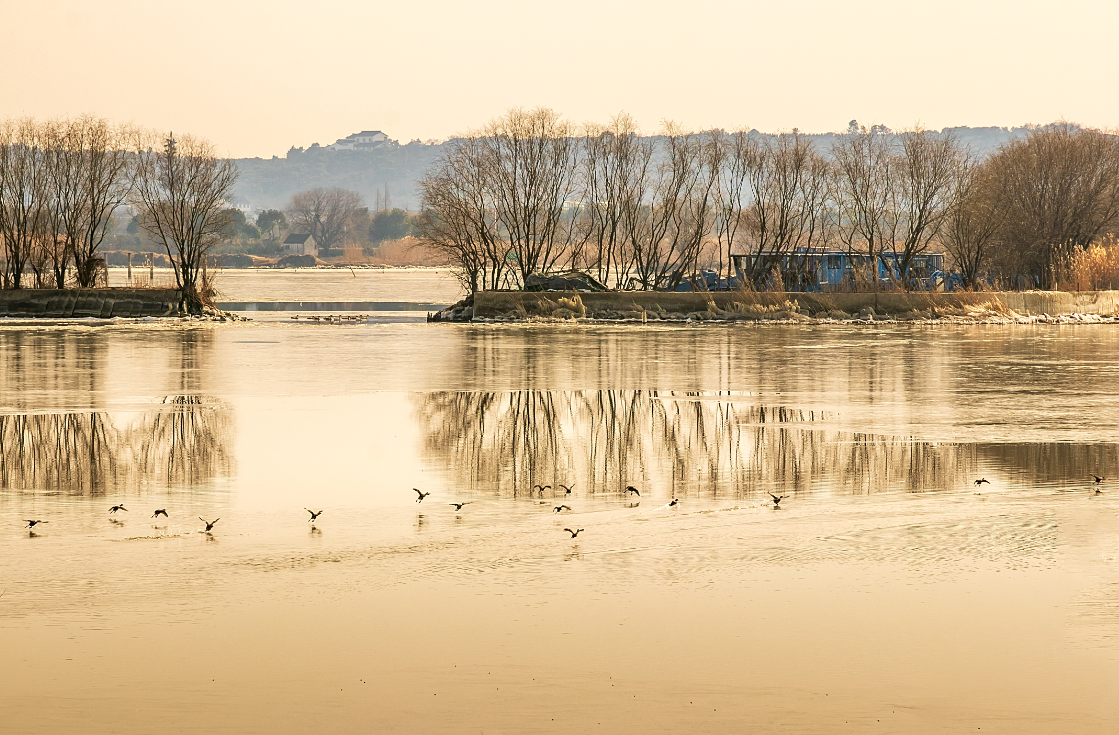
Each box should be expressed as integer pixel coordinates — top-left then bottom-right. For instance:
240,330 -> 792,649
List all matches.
325,131 -> 393,151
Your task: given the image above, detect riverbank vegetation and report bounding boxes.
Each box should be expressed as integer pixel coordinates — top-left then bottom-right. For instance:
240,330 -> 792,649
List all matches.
0,116 -> 237,312
416,110 -> 1119,294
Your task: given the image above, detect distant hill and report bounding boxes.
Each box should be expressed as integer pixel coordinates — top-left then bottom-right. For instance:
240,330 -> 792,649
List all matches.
231,126 -> 1034,214
233,142 -> 443,212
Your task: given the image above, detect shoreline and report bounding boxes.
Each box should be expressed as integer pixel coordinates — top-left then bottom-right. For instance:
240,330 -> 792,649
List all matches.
431,289 -> 1119,325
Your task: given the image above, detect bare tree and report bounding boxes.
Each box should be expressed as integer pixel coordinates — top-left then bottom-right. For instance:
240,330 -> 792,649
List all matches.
416,136 -> 507,292
0,118 -> 50,289
40,118 -> 82,288
132,132 -> 237,312
734,132 -> 834,288
890,128 -> 963,285
985,123 -> 1119,287
479,107 -> 580,285
286,187 -> 364,255
832,127 -> 896,288
942,156 -> 1005,288
625,124 -> 717,290
577,113 -> 654,286
710,129 -> 753,282
71,116 -> 134,287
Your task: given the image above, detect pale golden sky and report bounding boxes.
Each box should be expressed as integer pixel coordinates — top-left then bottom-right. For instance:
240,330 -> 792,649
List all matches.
2,0 -> 1116,158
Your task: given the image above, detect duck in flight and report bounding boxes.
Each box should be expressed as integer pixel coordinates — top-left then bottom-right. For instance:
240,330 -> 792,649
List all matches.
553,505 -> 572,513
199,517 -> 220,532
770,494 -> 787,507
449,502 -> 471,511
625,486 -> 641,496
414,488 -> 431,503
974,478 -> 990,486
152,509 -> 168,518
24,519 -> 47,529
532,484 -> 552,496
558,483 -> 574,496
563,528 -> 584,538
1092,475 -> 1106,484
306,509 -> 324,522
109,504 -> 128,514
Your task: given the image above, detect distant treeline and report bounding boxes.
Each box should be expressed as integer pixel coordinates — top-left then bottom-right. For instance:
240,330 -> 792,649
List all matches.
414,109 -> 1119,293
230,124 -> 1031,214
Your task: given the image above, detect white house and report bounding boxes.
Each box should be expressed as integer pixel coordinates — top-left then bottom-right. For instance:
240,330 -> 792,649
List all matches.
325,130 -> 391,151
283,233 -> 317,256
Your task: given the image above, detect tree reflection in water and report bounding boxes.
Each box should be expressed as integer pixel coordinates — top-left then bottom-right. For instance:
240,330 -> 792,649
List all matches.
0,396 -> 233,494
415,390 -> 976,498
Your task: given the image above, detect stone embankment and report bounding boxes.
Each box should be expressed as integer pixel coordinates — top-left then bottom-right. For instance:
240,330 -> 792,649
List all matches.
428,290 -> 1119,325
0,289 -> 248,321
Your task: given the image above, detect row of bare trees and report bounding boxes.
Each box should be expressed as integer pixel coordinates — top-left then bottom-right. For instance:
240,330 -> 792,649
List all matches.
418,110 -> 1119,292
0,116 -> 133,289
0,116 -> 237,310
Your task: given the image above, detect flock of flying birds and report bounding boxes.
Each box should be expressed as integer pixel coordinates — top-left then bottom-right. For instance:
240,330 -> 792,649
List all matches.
411,482 -> 792,539
19,475 -> 1107,535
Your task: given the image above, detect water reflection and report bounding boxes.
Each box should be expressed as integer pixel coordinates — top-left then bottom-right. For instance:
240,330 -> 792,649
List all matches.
0,395 -> 233,493
416,390 -> 978,497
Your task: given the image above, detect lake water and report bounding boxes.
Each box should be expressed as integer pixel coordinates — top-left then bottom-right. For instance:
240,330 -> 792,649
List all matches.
2,272 -> 1118,733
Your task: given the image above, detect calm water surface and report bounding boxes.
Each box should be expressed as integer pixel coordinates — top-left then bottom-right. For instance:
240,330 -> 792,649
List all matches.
1,280 -> 1118,733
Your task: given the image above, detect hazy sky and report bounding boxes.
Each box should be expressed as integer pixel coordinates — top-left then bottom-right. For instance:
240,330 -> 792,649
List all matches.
3,0 -> 1116,158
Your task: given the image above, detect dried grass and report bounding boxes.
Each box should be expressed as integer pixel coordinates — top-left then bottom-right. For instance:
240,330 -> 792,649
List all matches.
1054,237 -> 1119,291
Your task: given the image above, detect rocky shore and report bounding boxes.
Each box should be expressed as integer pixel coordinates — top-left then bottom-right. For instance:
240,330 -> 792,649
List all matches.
430,291 -> 1119,326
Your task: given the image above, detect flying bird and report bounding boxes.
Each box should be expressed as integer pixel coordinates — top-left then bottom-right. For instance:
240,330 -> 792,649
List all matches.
1092,475 -> 1106,484
532,484 -> 552,496
152,509 -> 168,518
553,505 -> 572,513
625,486 -> 641,496
306,509 -> 324,522
414,488 -> 431,503
449,502 -> 471,511
770,494 -> 787,507
563,528 -> 584,538
558,483 -> 574,496
199,517 -> 220,532
974,478 -> 990,486
24,520 -> 47,529
109,504 -> 128,514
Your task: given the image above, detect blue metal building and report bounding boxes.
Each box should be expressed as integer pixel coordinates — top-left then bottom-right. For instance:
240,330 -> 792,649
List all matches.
727,250 -> 949,292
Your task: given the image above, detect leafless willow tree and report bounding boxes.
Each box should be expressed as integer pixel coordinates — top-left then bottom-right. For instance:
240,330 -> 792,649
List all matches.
0,118 -> 50,288
722,131 -> 833,288
415,136 -> 506,292
480,108 -> 580,285
286,187 -> 364,255
69,117 -> 134,287
626,124 -> 717,290
984,123 -> 1119,287
891,128 -> 963,284
574,113 -> 654,286
132,133 -> 237,312
832,128 -> 897,287
942,157 -> 1005,288
832,126 -> 965,287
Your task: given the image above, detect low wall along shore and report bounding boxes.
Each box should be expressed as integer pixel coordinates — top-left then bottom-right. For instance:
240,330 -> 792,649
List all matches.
0,289 -> 183,318
473,290 -> 1119,319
